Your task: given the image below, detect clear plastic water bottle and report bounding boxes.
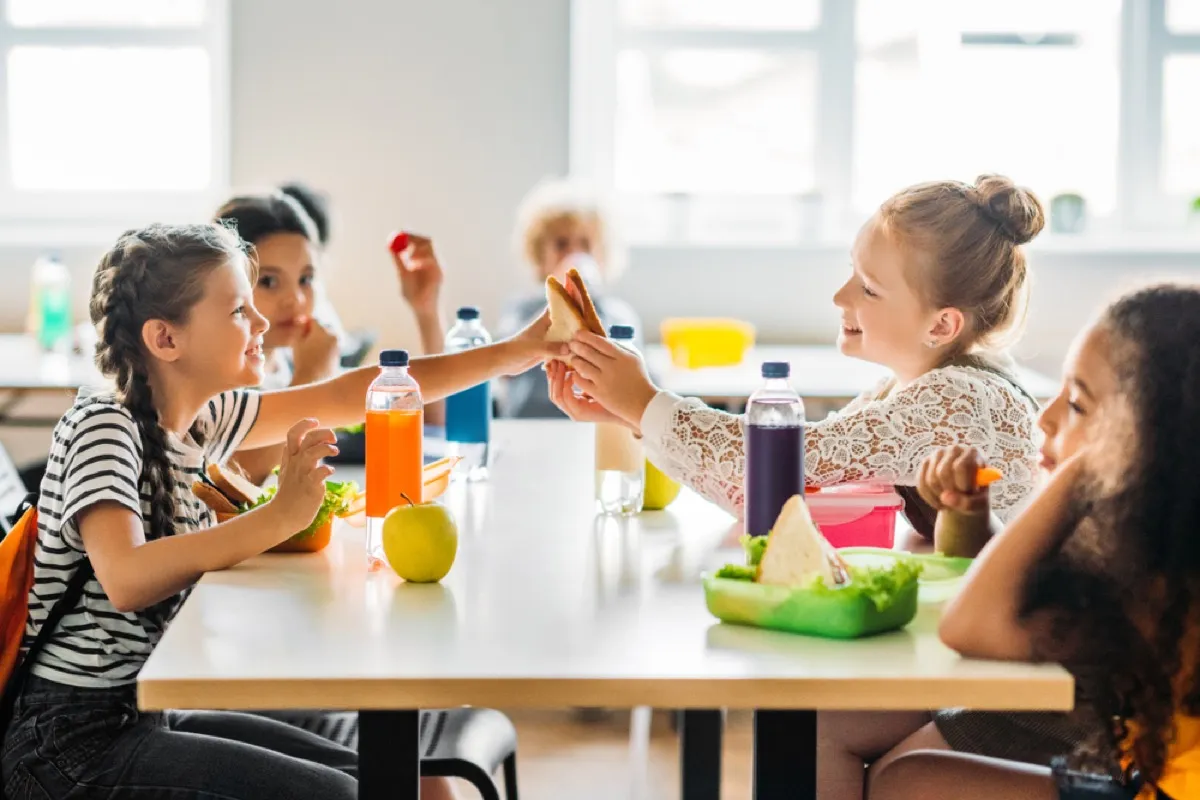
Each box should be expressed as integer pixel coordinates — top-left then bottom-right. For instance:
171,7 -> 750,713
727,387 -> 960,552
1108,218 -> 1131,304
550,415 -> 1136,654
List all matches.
595,325 -> 645,515
745,361 -> 806,537
365,349 -> 424,569
28,254 -> 72,354
445,306 -> 492,482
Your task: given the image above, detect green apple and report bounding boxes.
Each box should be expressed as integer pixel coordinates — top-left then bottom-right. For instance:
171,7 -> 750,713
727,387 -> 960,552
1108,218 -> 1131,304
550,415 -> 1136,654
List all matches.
643,459 -> 682,510
382,498 -> 458,583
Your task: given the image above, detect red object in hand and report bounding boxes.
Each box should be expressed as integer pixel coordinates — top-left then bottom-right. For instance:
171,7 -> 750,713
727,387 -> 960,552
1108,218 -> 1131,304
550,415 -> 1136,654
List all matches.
388,231 -> 410,254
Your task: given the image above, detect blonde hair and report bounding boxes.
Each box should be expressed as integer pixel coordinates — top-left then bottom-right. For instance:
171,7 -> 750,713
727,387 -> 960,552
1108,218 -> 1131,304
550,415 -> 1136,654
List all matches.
879,174 -> 1045,354
512,178 -> 625,280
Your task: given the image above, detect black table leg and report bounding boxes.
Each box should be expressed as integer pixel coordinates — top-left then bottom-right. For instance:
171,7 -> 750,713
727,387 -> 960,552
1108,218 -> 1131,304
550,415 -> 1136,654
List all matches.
680,709 -> 723,800
360,709 -> 420,800
753,710 -> 816,800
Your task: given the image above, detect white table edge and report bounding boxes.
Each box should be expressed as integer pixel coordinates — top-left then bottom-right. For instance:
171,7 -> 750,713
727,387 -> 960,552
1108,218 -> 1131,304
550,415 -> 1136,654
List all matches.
137,673 -> 1074,713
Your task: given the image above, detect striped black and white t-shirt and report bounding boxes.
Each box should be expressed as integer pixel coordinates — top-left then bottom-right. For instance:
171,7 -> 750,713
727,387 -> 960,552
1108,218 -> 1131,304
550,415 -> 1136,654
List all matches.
26,390 -> 261,687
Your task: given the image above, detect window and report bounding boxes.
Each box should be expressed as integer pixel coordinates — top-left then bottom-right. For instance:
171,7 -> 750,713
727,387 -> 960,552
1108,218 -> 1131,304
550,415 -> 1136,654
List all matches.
0,0 -> 229,235
1161,0 -> 1200,220
854,0 -> 1121,215
571,0 -> 1200,245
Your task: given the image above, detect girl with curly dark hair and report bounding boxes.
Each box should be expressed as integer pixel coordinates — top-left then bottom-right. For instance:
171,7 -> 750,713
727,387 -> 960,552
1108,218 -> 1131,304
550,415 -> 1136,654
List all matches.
867,283 -> 1200,799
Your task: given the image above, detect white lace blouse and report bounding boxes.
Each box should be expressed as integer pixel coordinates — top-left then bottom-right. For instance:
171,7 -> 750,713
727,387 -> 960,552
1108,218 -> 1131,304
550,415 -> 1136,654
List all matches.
639,365 -> 1042,523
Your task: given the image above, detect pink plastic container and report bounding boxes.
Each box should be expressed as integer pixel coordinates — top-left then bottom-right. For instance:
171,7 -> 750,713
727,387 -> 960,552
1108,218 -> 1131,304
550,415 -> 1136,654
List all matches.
806,485 -> 905,549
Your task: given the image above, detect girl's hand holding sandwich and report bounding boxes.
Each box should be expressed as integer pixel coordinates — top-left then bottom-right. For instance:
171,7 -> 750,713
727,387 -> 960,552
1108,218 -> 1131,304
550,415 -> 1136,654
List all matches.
507,306 -> 561,374
547,359 -> 635,429
544,268 -> 654,429
562,330 -> 658,428
271,419 -> 338,537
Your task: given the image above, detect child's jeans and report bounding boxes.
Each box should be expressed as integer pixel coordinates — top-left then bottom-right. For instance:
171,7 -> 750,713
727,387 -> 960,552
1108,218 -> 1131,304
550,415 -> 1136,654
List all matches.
2,675 -> 357,799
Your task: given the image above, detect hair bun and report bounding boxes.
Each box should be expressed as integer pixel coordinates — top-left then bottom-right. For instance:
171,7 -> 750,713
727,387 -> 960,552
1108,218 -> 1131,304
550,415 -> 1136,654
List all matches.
972,174 -> 1046,245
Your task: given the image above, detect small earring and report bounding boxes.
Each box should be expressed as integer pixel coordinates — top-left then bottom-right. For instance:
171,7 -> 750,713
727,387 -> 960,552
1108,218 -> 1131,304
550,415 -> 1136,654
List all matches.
926,340 -> 939,349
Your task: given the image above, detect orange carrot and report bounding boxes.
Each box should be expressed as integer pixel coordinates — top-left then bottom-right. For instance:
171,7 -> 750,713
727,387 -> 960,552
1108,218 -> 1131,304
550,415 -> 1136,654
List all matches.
975,466 -> 1003,487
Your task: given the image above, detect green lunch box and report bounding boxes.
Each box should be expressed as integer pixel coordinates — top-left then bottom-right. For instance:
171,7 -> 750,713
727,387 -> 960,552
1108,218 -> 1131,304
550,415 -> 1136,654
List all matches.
703,551 -> 921,639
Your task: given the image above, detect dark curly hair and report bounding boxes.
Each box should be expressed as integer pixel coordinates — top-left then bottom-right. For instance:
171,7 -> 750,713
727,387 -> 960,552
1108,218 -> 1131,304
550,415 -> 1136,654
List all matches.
1021,283 -> 1200,786
89,223 -> 249,544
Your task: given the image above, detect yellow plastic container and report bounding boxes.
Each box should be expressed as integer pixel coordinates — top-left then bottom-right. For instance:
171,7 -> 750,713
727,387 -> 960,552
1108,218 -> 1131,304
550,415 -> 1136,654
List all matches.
660,318 -> 756,369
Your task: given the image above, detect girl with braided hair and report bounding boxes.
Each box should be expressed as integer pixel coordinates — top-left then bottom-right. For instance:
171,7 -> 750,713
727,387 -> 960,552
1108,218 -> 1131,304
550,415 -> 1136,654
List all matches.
1,222 -> 558,799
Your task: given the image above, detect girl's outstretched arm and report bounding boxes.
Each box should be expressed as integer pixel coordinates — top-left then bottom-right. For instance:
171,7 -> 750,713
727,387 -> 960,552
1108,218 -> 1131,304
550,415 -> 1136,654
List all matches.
241,309 -> 562,451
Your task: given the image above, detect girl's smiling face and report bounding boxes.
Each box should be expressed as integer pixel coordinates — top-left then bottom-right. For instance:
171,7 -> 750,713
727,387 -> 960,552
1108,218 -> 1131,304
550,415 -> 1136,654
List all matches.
833,214 -> 963,383
165,256 -> 270,396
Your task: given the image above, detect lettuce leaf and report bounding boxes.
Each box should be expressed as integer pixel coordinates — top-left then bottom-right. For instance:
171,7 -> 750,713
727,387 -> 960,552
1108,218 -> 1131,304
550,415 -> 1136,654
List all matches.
714,563 -> 757,581
712,545 -> 923,611
741,534 -> 768,566
809,559 -> 923,611
240,479 -> 360,539
711,535 -> 768,580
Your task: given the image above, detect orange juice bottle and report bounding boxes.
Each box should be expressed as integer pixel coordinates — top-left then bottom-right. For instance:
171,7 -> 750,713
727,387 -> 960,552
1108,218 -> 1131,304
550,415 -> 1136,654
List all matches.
365,349 -> 424,569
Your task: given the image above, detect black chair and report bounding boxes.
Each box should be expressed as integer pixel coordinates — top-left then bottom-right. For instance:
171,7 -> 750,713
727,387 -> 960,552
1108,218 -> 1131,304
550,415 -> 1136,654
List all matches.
268,709 -> 519,799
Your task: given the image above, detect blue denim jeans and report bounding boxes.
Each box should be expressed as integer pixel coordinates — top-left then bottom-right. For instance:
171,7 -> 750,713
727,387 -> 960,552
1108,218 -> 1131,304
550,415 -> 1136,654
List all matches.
2,675 -> 357,799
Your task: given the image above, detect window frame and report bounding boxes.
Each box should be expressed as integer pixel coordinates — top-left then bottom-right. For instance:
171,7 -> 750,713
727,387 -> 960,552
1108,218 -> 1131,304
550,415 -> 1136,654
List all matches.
1139,0 -> 1200,229
0,0 -> 230,239
570,0 -> 1197,247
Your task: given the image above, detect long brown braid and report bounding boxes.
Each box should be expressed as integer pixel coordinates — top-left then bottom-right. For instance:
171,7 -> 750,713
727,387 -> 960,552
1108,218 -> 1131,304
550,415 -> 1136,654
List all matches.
89,223 -> 248,541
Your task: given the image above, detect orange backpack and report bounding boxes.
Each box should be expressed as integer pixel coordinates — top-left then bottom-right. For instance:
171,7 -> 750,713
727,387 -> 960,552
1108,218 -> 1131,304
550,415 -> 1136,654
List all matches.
0,494 -> 93,736
1,497 -> 40,684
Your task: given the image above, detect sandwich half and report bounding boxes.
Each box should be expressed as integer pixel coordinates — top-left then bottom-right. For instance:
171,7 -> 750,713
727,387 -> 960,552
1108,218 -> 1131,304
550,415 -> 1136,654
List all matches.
545,267 -> 606,347
756,495 -> 842,587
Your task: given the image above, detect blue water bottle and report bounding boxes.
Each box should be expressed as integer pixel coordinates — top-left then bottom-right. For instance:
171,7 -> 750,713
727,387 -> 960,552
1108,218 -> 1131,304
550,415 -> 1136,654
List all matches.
445,306 -> 492,481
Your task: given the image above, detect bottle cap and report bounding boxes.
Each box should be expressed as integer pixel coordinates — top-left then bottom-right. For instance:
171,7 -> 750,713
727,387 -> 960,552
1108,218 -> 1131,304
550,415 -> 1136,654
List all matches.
761,361 -> 790,379
456,306 -> 481,321
608,324 -> 634,340
380,349 -> 409,367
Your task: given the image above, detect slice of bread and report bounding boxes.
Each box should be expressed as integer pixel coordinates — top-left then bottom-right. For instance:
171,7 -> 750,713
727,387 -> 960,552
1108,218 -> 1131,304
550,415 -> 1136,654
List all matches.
565,268 -> 606,336
545,276 -> 587,344
756,495 -> 837,587
192,481 -> 240,515
206,462 -> 262,507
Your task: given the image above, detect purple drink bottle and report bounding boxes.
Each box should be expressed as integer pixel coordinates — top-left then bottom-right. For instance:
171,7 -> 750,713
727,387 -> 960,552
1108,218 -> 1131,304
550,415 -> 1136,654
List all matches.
745,361 -> 806,537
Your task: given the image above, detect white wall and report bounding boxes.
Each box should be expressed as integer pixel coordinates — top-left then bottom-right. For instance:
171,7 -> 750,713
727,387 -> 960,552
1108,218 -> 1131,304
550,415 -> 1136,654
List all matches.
229,0 -> 571,346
